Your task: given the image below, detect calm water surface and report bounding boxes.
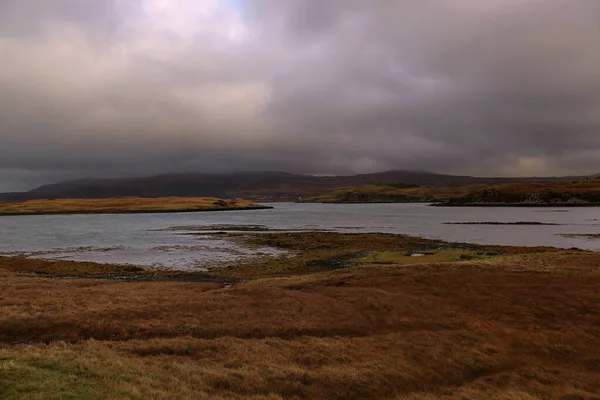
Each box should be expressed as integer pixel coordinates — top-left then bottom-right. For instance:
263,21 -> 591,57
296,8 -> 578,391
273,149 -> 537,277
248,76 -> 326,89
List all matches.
0,203 -> 599,270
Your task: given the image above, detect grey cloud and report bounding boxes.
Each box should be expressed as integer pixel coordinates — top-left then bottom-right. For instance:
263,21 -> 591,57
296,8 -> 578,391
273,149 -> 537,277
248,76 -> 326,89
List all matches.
0,0 -> 599,191
251,0 -> 600,172
0,0 -> 119,38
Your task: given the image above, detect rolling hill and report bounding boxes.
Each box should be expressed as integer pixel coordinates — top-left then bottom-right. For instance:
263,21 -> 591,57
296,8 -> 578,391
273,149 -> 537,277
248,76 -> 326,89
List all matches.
0,170 -> 594,202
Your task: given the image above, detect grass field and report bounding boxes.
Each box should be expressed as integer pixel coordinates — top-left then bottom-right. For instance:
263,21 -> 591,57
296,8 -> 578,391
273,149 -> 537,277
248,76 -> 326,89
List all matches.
0,197 -> 270,216
1,233 -> 600,399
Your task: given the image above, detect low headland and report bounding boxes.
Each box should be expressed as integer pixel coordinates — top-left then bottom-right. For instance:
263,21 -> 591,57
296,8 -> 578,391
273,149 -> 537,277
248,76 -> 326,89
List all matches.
298,183 -> 483,203
2,230 -> 600,399
302,178 -> 600,207
434,179 -> 600,206
0,197 -> 272,216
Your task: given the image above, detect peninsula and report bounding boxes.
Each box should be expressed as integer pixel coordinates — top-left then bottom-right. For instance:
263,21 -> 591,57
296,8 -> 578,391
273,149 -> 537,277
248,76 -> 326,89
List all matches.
302,178 -> 600,207
436,179 -> 600,206
0,197 -> 272,216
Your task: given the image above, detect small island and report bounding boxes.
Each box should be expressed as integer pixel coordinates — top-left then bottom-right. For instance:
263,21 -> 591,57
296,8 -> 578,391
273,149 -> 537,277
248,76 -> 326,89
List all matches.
0,197 -> 273,216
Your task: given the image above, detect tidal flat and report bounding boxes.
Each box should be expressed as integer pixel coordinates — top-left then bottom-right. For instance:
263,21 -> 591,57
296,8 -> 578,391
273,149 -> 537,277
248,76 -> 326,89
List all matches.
1,231 -> 600,399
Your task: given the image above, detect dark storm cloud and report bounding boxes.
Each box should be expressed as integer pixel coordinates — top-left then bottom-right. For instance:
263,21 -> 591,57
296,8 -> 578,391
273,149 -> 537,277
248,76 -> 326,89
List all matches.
251,0 -> 600,174
0,0 -> 599,190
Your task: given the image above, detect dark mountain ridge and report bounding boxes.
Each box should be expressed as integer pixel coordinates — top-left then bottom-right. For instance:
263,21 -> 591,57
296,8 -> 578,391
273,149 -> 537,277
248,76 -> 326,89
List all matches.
0,170 -> 594,202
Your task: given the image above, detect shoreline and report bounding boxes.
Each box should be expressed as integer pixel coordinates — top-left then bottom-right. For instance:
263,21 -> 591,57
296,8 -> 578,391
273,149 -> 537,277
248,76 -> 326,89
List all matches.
0,205 -> 274,217
431,202 -> 600,207
0,231 -> 529,279
295,200 -> 434,204
297,200 -> 600,207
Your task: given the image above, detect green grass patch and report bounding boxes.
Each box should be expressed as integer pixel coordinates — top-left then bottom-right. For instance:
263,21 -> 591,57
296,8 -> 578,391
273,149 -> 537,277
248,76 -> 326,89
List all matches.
0,357 -> 119,400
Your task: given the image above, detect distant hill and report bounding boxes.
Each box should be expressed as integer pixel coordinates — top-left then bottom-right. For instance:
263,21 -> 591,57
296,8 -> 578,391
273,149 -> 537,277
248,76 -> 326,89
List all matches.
0,170 -> 595,202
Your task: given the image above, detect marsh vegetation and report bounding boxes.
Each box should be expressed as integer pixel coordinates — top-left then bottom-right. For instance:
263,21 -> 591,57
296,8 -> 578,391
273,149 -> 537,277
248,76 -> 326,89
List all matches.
2,231 -> 600,399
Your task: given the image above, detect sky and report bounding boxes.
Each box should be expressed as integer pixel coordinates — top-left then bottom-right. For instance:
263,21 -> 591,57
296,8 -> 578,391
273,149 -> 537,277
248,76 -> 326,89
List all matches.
0,0 -> 599,191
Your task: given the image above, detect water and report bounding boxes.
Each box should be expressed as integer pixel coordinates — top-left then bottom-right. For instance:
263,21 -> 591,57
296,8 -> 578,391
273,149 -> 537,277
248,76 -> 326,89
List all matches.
0,203 -> 599,270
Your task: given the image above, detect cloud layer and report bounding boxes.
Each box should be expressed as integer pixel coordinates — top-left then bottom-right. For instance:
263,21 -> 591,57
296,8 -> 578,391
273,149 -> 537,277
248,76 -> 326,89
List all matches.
1,0 -> 599,190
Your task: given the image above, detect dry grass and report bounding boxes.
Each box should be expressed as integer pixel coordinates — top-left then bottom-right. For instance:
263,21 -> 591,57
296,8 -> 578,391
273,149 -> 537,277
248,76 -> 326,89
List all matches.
309,178 -> 600,204
310,184 -> 488,202
443,179 -> 600,206
0,197 -> 267,216
0,256 -> 148,276
2,240 -> 600,399
478,179 -> 600,195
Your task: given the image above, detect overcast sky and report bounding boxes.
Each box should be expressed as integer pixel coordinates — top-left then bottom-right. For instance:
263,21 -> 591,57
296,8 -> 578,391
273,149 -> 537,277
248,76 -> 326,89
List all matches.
1,0 -> 599,191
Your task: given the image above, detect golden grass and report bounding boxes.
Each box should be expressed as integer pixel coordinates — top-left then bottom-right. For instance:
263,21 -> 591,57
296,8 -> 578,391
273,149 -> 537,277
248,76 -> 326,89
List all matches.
2,239 -> 600,398
0,197 -> 267,216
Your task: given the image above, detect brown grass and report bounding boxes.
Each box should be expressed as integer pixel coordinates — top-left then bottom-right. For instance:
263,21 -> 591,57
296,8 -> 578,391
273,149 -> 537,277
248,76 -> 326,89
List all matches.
212,231 -> 556,279
0,256 -> 148,276
309,178 -> 600,204
2,237 -> 600,398
477,179 -> 600,195
0,197 -> 267,216
309,184 -> 489,202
